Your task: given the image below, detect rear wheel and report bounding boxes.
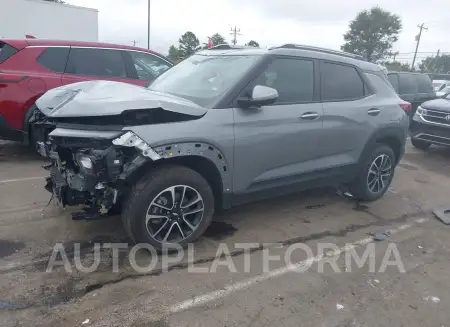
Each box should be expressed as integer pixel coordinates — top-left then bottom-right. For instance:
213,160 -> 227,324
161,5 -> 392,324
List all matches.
411,138 -> 431,150
350,144 -> 395,202
122,165 -> 214,251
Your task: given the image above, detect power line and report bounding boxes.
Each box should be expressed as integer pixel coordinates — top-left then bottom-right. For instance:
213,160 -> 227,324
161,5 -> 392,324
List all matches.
230,26 -> 242,45
411,23 -> 428,69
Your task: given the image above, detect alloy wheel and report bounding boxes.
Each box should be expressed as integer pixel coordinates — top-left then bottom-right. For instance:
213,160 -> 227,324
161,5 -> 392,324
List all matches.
367,154 -> 392,194
145,185 -> 204,243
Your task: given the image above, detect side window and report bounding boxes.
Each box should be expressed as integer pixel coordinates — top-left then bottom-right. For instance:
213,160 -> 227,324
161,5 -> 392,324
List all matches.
417,75 -> 433,93
254,58 -> 314,103
399,74 -> 418,95
321,62 -> 365,101
387,74 -> 399,92
128,51 -> 171,81
66,48 -> 127,78
37,47 -> 70,73
0,42 -> 18,64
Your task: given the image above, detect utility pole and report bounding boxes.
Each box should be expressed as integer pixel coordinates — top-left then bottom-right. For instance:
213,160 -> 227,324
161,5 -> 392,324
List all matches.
230,26 -> 241,45
411,23 -> 428,70
132,40 -> 138,46
147,0 -> 151,49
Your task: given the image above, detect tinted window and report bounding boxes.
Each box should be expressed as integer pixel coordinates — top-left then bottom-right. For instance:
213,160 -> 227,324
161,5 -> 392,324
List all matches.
387,74 -> 399,92
417,74 -> 433,93
367,73 -> 398,97
66,48 -> 126,78
321,62 -> 364,101
399,74 -> 418,94
255,58 -> 314,103
129,51 -> 171,81
37,47 -> 69,73
0,42 -> 17,64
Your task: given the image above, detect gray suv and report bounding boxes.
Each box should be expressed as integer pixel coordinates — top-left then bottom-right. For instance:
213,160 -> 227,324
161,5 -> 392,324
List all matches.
33,44 -> 409,249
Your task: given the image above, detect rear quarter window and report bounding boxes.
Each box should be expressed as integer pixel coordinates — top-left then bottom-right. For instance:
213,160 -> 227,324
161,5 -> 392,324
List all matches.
37,47 -> 70,73
417,74 -> 433,93
387,74 -> 399,93
366,73 -> 398,97
0,42 -> 18,64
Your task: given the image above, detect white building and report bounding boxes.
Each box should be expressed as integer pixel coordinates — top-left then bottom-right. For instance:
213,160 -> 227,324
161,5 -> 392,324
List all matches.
0,0 -> 98,41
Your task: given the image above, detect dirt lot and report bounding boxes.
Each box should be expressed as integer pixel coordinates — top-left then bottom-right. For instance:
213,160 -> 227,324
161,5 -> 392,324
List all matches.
1,140 -> 450,327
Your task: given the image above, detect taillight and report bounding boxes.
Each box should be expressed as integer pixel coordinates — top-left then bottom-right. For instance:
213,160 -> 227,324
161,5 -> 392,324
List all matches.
0,71 -> 27,83
399,102 -> 411,113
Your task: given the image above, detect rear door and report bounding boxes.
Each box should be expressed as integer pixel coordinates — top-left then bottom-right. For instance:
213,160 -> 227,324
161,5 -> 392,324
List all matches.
318,61 -> 375,172
62,47 -> 132,85
122,51 -> 172,86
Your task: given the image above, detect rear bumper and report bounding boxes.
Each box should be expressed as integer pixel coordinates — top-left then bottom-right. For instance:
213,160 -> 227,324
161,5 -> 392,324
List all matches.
0,115 -> 23,141
410,116 -> 450,146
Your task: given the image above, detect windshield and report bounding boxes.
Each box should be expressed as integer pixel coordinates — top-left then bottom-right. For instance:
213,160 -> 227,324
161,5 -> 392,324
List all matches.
148,54 -> 261,106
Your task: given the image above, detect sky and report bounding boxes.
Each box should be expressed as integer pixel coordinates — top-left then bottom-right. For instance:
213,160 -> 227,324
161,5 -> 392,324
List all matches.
67,0 -> 449,63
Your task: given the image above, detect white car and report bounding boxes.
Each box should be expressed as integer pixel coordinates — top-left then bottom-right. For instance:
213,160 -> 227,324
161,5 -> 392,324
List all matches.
433,79 -> 450,97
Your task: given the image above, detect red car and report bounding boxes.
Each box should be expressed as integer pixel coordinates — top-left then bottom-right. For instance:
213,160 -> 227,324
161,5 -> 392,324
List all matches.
0,39 -> 173,143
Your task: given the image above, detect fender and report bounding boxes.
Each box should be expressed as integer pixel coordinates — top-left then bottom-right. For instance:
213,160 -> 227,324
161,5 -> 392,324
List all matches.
357,126 -> 407,166
153,142 -> 232,193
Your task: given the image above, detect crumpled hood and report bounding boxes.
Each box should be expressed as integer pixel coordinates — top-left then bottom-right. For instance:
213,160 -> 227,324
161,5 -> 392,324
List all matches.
421,98 -> 450,113
35,80 -> 207,118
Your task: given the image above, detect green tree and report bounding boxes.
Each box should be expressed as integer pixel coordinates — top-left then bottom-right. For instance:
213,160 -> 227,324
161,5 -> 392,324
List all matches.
210,33 -> 226,46
178,31 -> 200,57
381,60 -> 410,72
418,55 -> 450,74
246,40 -> 259,47
168,45 -> 181,61
341,7 -> 402,62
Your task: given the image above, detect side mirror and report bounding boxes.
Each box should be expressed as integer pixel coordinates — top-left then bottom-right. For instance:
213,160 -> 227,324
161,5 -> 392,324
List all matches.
238,85 -> 278,108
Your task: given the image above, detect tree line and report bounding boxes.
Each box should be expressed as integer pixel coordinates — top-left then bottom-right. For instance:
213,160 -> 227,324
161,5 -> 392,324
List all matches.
167,32 -> 259,62
168,7 -> 446,73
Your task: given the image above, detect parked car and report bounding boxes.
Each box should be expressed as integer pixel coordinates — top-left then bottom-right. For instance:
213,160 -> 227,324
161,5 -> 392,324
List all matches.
410,93 -> 450,149
432,79 -> 450,97
33,44 -> 409,249
0,39 -> 172,143
387,72 -> 436,117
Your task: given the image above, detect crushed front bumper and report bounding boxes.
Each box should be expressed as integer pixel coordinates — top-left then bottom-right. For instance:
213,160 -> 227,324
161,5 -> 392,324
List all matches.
42,129 -> 160,219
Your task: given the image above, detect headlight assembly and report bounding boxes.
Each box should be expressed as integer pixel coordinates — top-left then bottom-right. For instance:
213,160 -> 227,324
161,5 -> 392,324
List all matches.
112,131 -> 161,161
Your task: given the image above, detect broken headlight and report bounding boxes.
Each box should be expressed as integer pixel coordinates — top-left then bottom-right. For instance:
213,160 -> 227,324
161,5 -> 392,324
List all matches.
112,131 -> 161,161
75,152 -> 95,175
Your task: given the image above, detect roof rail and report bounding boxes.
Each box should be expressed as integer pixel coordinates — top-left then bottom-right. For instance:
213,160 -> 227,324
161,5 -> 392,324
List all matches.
208,44 -> 256,50
271,44 -> 366,61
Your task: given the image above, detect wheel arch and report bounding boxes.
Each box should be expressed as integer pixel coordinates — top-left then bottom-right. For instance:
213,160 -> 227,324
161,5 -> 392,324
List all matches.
358,127 -> 406,166
127,142 -> 232,210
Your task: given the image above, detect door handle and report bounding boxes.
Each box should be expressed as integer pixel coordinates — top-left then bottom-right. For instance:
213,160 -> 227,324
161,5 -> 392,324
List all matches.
300,112 -> 320,120
367,108 -> 380,116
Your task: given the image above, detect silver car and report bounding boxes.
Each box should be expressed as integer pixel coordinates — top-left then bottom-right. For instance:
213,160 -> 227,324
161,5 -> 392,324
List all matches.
32,44 -> 410,249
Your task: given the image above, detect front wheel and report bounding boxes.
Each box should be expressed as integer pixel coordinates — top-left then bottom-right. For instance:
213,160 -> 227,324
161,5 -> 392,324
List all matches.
122,165 -> 215,251
350,145 -> 395,202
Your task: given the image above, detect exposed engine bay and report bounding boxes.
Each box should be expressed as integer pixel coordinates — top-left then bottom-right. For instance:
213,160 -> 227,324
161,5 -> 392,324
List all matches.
30,80 -> 209,219
39,128 -> 162,219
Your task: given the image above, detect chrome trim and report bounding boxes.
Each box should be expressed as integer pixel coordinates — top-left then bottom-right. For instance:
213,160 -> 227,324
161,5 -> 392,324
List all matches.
416,112 -> 450,127
26,46 -> 172,65
300,113 -> 320,119
414,133 -> 450,146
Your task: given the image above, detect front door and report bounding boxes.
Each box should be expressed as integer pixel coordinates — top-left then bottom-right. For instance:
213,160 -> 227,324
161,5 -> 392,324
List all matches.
233,56 -> 323,195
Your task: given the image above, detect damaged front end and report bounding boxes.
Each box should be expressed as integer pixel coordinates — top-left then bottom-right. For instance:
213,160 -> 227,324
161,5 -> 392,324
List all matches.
42,129 -> 160,220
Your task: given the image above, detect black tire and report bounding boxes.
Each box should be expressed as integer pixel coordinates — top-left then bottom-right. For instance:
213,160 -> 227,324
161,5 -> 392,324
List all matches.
411,138 -> 431,150
122,165 -> 214,251
350,144 -> 396,202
